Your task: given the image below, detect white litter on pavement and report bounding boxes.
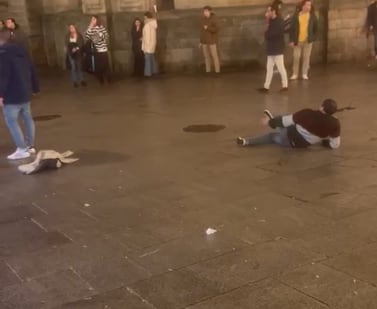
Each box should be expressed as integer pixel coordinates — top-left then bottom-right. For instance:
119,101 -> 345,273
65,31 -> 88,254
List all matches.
206,228 -> 217,235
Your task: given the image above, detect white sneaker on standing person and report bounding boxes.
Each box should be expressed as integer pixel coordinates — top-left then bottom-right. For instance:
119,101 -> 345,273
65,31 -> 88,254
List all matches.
0,29 -> 39,160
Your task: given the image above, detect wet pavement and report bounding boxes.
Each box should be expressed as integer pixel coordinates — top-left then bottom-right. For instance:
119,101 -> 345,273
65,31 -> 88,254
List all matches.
1,65 -> 377,308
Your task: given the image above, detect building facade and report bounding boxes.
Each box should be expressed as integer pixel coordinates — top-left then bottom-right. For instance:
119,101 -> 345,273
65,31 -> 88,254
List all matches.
0,0 -> 371,72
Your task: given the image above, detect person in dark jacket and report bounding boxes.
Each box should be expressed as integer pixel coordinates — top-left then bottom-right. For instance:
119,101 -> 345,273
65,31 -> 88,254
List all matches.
258,5 -> 288,93
5,18 -> 29,51
367,1 -> 377,59
65,24 -> 86,87
200,6 -> 220,74
289,0 -> 318,80
131,18 -> 144,77
236,99 -> 341,150
0,29 -> 40,160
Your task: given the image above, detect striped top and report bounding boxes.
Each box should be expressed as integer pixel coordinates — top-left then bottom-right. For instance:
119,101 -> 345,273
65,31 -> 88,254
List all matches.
85,25 -> 109,53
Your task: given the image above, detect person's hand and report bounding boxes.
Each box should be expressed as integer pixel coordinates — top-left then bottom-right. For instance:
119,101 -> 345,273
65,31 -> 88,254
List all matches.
370,26 -> 374,31
199,43 -> 202,48
204,25 -> 208,30
289,42 -> 295,48
0,98 -> 3,107
261,116 -> 270,126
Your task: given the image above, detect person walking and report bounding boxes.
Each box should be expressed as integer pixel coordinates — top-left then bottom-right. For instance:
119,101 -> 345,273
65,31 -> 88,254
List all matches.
200,6 -> 221,74
65,24 -> 86,87
85,16 -> 110,84
142,12 -> 158,77
258,4 -> 288,93
0,29 -> 39,160
131,18 -> 144,77
289,0 -> 318,80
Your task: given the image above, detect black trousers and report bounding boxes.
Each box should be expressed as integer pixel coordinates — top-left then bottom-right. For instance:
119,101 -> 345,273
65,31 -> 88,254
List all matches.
133,50 -> 145,76
94,52 -> 110,84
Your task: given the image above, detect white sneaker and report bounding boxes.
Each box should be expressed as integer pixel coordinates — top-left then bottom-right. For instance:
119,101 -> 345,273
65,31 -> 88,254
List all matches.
290,75 -> 298,80
7,148 -> 31,160
302,74 -> 309,80
27,146 -> 36,154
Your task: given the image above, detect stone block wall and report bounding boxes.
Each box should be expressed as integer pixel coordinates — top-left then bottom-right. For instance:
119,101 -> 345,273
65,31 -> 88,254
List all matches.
328,0 -> 370,62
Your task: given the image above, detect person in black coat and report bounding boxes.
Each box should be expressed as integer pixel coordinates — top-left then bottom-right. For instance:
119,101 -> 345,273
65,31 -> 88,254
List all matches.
65,24 -> 86,87
131,18 -> 144,77
258,4 -> 288,92
367,1 -> 377,58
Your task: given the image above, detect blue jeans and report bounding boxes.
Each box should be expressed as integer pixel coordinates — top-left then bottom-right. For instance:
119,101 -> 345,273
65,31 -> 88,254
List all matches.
144,53 -> 158,77
245,128 -> 291,147
2,103 -> 35,149
69,56 -> 83,83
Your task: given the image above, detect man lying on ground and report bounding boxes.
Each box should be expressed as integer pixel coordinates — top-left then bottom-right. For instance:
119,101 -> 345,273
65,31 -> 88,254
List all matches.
237,98 -> 341,149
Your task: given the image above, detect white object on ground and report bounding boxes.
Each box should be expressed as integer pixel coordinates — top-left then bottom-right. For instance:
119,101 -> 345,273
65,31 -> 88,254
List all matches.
206,228 -> 217,235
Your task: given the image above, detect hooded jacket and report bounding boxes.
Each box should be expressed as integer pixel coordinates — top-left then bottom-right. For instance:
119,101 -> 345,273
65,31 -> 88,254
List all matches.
142,18 -> 158,53
0,43 -> 39,105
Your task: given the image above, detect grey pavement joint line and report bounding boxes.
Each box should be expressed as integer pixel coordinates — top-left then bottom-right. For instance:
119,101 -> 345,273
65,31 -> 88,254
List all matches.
30,218 -> 49,232
5,261 -> 24,283
126,286 -> 159,309
124,255 -> 153,276
79,209 -> 100,222
69,266 -> 96,292
31,202 -> 49,215
276,278 -> 330,307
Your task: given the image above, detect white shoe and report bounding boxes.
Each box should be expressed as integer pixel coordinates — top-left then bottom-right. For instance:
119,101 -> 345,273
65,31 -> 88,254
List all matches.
7,148 -> 31,160
27,146 -> 36,154
302,74 -> 309,80
290,75 -> 298,80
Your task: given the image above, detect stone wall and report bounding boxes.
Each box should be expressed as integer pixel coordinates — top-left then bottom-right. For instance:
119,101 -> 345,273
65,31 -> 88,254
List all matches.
328,0 -> 370,62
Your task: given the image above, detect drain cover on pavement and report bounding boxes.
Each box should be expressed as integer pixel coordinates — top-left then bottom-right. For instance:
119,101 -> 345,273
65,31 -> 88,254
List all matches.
33,115 -> 62,122
183,124 -> 226,133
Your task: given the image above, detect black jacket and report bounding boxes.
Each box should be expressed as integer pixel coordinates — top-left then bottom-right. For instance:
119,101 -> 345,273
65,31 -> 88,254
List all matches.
0,43 -> 39,105
265,16 -> 285,56
289,11 -> 318,45
131,26 -> 143,53
367,1 -> 377,30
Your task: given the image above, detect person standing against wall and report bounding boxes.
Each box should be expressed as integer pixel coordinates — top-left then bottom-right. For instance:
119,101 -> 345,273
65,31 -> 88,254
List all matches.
289,0 -> 318,80
85,15 -> 110,84
65,24 -> 86,88
0,29 -> 39,160
258,5 -> 288,93
131,18 -> 144,77
5,18 -> 29,51
200,6 -> 221,74
367,1 -> 377,59
142,12 -> 158,77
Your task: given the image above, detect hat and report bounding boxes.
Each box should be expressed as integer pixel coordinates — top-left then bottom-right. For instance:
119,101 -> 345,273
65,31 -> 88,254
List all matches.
322,98 -> 338,115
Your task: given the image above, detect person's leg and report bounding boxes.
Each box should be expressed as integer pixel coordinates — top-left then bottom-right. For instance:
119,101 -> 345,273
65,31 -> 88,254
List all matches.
275,55 -> 288,88
374,31 -> 377,58
271,128 -> 291,147
69,56 -> 78,84
2,104 -> 26,149
144,53 -> 152,77
291,43 -> 302,78
243,132 -> 274,146
264,56 -> 275,89
151,53 -> 158,75
202,44 -> 211,73
209,44 -> 221,73
76,58 -> 84,83
19,102 -> 35,148
94,53 -> 104,84
302,42 -> 313,78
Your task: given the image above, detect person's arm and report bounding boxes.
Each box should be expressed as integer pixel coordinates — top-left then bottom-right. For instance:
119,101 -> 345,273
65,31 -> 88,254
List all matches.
207,17 -> 218,33
101,26 -> 109,41
289,14 -> 298,45
322,121 -> 341,149
367,5 -> 373,29
268,114 -> 295,129
311,13 -> 319,41
85,27 -> 92,40
265,19 -> 284,40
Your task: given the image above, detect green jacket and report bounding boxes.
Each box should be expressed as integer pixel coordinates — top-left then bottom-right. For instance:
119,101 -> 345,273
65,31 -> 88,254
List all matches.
289,11 -> 318,45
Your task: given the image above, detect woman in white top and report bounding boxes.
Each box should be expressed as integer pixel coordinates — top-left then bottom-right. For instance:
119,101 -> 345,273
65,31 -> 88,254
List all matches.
85,15 -> 110,84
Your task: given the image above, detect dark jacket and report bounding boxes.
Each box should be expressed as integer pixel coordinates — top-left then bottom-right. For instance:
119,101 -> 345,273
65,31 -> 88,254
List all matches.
367,1 -> 377,31
265,16 -> 285,55
8,25 -> 29,51
0,43 -> 39,105
65,33 -> 84,58
131,25 -> 143,53
289,11 -> 318,45
200,13 -> 219,45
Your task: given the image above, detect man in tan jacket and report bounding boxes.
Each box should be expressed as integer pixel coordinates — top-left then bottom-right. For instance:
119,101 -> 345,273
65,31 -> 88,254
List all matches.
200,6 -> 220,74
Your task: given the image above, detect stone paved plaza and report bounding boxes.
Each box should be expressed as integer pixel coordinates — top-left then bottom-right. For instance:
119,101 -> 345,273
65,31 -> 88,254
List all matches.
1,65 -> 377,308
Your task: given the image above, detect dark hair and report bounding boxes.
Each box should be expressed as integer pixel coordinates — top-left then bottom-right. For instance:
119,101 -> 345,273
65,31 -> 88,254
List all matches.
322,99 -> 338,115
144,11 -> 153,19
91,15 -> 102,26
203,6 -> 212,11
270,4 -> 280,15
67,24 -> 79,37
5,17 -> 18,29
299,0 -> 313,12
131,18 -> 143,31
